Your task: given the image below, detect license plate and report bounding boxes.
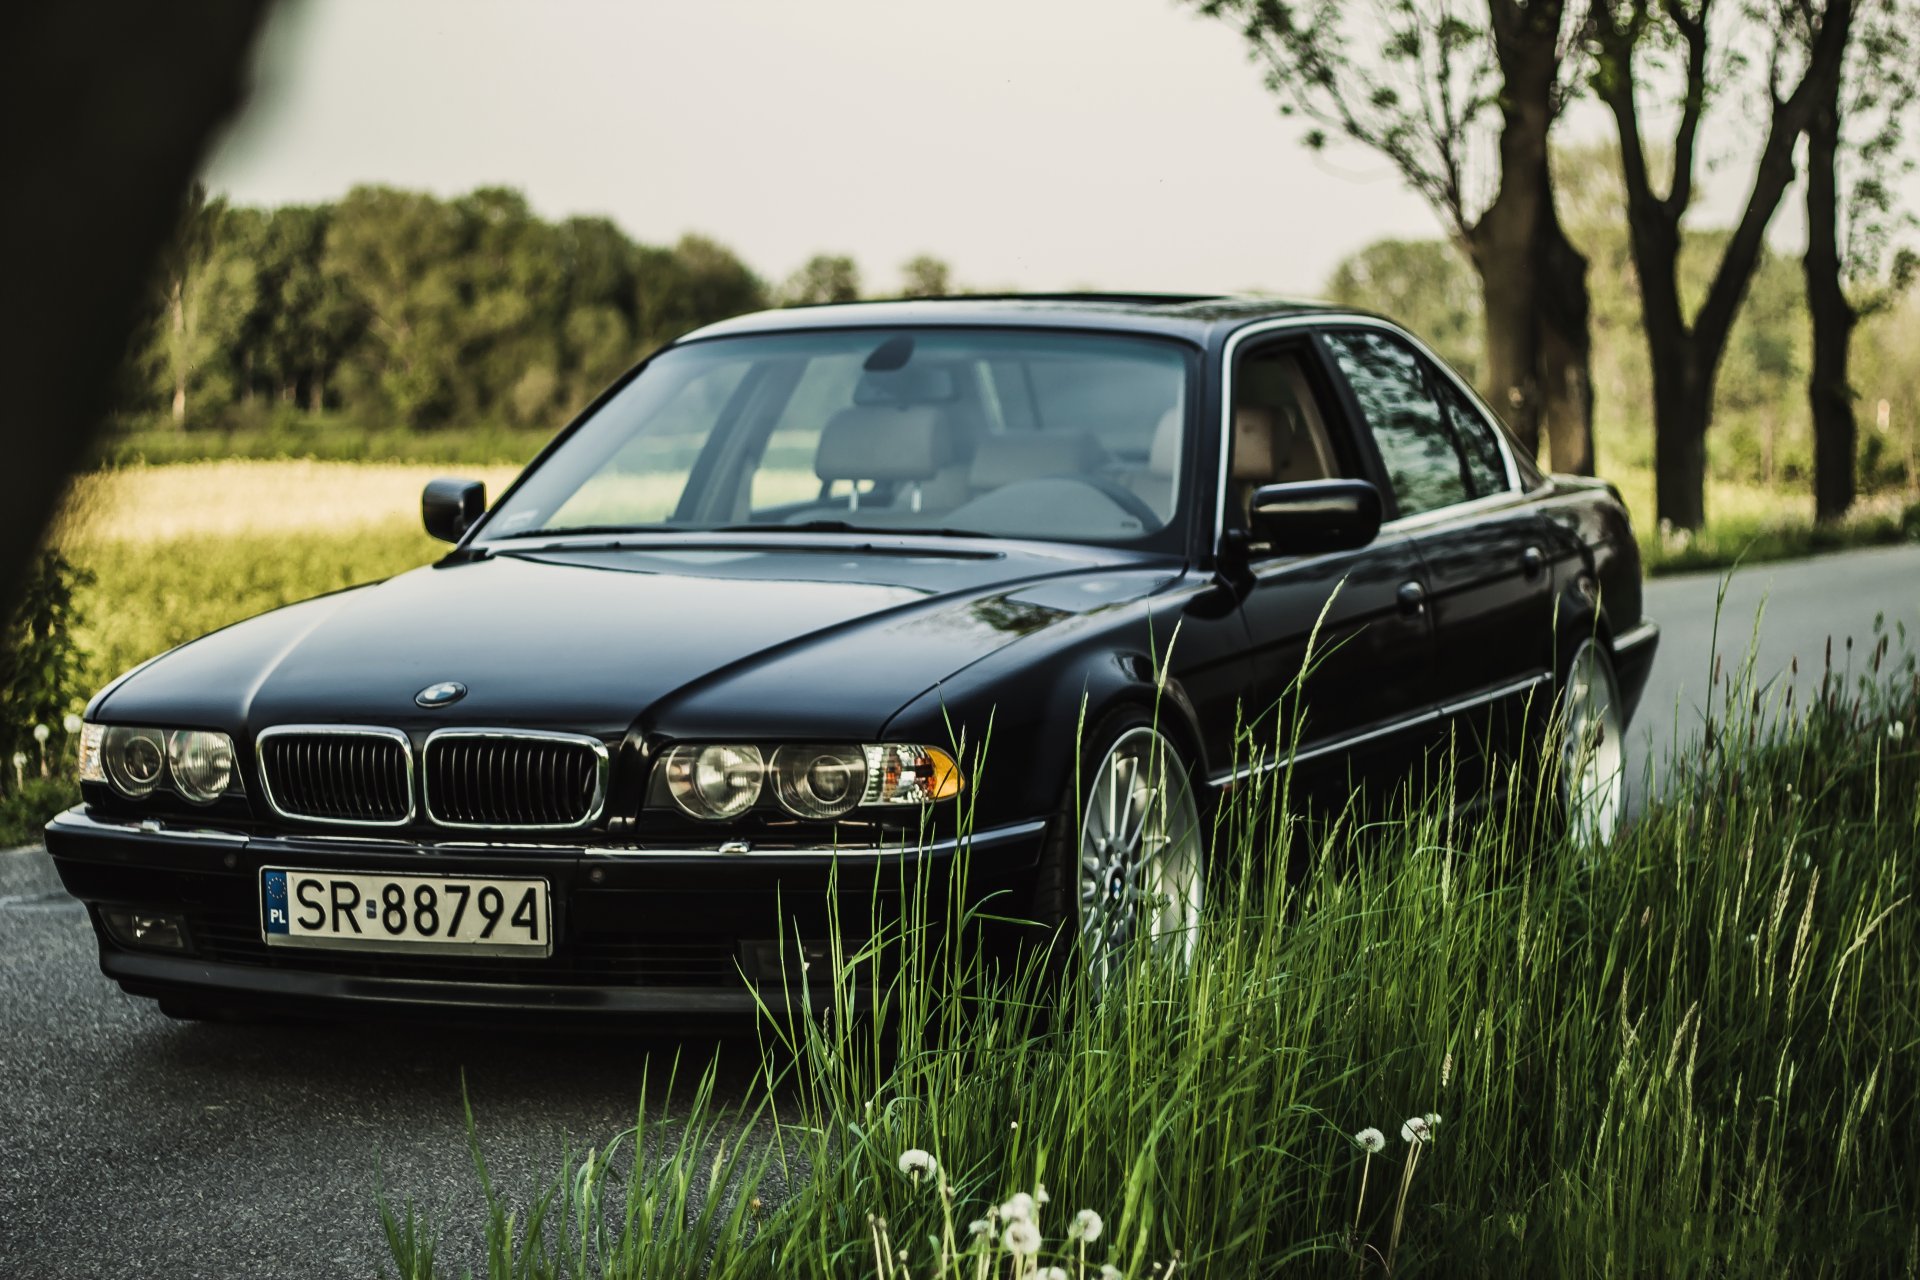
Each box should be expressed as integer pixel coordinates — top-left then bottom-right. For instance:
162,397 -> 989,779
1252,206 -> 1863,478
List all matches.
260,867 -> 552,957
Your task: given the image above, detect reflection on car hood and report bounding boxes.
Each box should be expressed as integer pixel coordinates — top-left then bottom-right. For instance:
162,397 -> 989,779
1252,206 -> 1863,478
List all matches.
98,540 -> 1182,737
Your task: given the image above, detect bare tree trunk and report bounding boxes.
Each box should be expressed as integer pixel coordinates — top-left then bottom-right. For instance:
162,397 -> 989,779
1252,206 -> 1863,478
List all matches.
169,277 -> 187,427
1805,63 -> 1857,523
1471,231 -> 1541,456
1535,206 -> 1594,474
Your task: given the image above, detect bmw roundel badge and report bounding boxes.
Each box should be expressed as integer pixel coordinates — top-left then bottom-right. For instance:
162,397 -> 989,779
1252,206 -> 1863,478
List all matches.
415,681 -> 468,708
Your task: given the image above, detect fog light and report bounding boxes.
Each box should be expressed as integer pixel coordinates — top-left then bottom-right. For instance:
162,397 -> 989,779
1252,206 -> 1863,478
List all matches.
100,906 -> 190,952
740,938 -> 833,985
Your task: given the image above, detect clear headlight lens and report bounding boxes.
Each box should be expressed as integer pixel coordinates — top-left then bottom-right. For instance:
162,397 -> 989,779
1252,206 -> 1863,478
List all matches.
769,744 -> 869,819
101,726 -> 166,798
167,729 -> 235,804
663,744 -> 764,820
861,744 -> 964,805
75,723 -> 106,784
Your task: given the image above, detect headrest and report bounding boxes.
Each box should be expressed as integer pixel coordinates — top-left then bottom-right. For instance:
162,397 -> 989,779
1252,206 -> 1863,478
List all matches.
814,405 -> 956,482
1148,406 -> 1183,475
1230,405 -> 1277,481
969,432 -> 1106,491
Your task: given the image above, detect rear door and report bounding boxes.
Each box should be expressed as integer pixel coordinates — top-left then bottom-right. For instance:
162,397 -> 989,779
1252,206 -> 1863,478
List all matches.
1319,327 -> 1557,790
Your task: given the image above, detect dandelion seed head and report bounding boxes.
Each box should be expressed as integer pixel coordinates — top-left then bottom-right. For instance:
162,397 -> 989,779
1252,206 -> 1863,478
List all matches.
1100,1268 -> 1123,1280
31,724 -> 49,745
967,1218 -> 991,1238
1034,1182 -> 1051,1206
10,751 -> 25,769
1890,721 -> 1905,742
1000,1192 -> 1036,1223
1423,1112 -> 1441,1134
1039,1268 -> 1070,1280
1401,1116 -> 1431,1143
1003,1218 -> 1041,1256
1354,1127 -> 1386,1153
62,714 -> 83,735
1070,1208 -> 1104,1243
896,1148 -> 938,1181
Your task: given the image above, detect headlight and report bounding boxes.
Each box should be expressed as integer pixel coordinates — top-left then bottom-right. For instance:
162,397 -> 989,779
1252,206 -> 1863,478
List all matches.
75,723 -> 107,784
101,726 -> 166,798
862,744 -> 964,805
769,744 -> 868,819
167,729 -> 235,804
663,744 -> 764,820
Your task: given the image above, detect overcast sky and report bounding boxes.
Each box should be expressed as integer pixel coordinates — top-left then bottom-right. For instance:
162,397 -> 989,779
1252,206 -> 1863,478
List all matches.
203,0 -> 1900,298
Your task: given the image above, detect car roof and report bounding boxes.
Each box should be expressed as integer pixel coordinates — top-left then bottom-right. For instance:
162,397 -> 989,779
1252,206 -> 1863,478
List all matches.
677,294 -> 1363,347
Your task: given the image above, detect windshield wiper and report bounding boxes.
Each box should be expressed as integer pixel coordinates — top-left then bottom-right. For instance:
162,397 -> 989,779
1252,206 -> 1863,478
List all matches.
708,521 -> 993,538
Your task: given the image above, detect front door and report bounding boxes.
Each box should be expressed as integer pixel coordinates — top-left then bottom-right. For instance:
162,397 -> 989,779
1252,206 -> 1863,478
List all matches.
1221,336 -> 1438,808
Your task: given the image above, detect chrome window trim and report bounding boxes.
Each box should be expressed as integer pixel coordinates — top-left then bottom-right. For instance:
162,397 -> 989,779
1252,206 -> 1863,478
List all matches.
421,728 -> 611,831
1216,313 -> 1529,550
255,724 -> 416,827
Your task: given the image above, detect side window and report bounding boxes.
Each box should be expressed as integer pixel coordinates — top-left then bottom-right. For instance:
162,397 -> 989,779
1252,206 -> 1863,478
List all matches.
1224,345 -> 1347,529
1433,375 -> 1512,497
1321,329 -> 1469,517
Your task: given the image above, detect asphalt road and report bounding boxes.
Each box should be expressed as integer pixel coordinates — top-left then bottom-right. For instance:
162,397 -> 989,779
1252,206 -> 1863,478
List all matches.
2,543 -> 1916,1279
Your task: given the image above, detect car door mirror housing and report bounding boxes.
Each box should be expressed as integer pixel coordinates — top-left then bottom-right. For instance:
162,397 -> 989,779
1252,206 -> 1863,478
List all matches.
1245,479 -> 1382,555
423,478 -> 487,543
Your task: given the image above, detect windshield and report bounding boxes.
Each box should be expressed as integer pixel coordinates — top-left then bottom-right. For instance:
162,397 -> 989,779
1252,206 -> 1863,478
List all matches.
482,328 -> 1194,549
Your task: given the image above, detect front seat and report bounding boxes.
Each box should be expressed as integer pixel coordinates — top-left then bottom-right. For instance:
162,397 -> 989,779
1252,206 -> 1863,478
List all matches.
811,404 -> 961,515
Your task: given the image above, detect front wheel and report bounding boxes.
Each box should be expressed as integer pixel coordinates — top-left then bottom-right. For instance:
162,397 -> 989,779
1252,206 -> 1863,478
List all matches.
1035,713 -> 1206,985
1558,638 -> 1626,843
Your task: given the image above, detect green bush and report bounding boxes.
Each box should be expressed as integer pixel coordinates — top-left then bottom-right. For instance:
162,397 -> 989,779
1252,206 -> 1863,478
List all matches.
0,552 -> 92,832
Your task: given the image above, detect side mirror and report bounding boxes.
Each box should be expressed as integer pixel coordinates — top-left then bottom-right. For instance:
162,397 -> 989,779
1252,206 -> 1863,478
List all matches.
423,478 -> 487,543
1245,479 -> 1382,555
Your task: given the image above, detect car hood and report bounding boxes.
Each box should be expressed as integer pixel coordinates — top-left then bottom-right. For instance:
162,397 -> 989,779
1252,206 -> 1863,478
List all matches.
97,538 -> 1182,739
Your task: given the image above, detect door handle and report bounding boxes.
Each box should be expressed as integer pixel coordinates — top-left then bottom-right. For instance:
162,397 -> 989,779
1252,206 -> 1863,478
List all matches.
1396,580 -> 1426,614
1521,545 -> 1546,577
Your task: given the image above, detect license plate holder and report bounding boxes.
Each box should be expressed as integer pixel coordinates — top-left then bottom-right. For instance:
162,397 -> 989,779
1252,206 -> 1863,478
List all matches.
259,867 -> 553,958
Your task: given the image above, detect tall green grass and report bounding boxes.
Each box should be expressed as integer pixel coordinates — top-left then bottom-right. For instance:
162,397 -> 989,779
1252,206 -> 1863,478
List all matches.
379,629 -> 1920,1277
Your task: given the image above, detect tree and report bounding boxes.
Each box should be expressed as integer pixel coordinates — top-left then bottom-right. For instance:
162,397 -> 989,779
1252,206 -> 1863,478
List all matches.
1585,0 -> 1855,529
152,184 -> 258,427
781,254 -> 862,306
1801,0 -> 1917,520
1193,0 -> 1596,473
898,254 -> 954,298
1325,238 -> 1483,381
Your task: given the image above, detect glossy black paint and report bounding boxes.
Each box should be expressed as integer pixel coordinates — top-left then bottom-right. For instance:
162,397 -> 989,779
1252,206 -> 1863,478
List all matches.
422,477 -> 487,544
48,295 -> 1659,1019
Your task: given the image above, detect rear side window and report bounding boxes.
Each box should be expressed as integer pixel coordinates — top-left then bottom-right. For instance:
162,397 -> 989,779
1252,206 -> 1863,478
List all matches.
1321,329 -> 1469,517
1433,376 -> 1512,496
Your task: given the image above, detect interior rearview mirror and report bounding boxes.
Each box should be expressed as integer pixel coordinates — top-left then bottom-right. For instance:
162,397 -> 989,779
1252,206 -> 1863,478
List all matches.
423,478 -> 487,543
1245,479 -> 1382,555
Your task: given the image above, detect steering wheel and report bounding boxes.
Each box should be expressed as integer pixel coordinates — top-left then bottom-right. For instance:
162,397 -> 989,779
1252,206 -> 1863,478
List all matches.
1048,473 -> 1166,531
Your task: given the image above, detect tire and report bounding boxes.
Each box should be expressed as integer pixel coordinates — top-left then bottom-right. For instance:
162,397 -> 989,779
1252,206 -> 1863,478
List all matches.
1032,708 -> 1207,985
1557,637 -> 1627,843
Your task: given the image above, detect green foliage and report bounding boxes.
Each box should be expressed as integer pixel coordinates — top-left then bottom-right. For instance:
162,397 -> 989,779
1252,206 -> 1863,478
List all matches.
897,254 -> 954,299
781,253 -> 862,306
115,185 -> 771,437
0,551 -> 92,795
65,519 -> 437,696
376,637 -> 1920,1276
1323,142 -> 1920,502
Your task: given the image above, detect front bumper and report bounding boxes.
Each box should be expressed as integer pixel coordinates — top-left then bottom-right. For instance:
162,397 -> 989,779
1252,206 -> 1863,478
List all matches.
45,807 -> 1047,1019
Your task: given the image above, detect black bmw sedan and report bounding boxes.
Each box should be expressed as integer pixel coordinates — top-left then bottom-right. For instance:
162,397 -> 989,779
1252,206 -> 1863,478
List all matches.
47,295 -> 1658,1018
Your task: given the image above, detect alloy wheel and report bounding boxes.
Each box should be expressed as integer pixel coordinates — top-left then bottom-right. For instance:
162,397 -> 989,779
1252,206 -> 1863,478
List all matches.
1561,639 -> 1626,844
1076,726 -> 1204,983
